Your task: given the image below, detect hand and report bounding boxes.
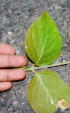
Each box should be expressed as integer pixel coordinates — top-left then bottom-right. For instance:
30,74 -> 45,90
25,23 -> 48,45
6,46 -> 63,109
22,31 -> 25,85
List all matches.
0,43 -> 27,92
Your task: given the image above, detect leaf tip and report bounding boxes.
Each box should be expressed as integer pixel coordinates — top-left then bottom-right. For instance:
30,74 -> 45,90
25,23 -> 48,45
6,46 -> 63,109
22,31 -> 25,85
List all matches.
42,10 -> 47,16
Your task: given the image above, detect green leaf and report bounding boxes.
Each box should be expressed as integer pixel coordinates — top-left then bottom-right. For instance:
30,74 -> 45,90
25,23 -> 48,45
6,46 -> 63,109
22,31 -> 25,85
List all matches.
27,71 -> 70,113
25,11 -> 62,66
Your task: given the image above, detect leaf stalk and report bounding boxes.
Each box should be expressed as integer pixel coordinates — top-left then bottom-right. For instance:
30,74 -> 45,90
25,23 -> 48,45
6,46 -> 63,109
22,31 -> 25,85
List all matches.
16,61 -> 70,71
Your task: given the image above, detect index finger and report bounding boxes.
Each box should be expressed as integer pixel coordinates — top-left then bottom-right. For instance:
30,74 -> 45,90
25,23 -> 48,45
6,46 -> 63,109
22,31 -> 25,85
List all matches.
0,43 -> 16,55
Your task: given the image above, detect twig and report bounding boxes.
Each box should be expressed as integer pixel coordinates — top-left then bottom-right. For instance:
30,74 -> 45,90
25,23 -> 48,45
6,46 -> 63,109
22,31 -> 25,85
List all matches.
17,41 -> 25,45
62,45 -> 70,48
62,25 -> 67,29
17,61 -> 70,71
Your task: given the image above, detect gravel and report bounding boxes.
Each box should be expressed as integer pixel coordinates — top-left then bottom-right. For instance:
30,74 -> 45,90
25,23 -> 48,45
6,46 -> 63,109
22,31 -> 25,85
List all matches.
0,0 -> 70,113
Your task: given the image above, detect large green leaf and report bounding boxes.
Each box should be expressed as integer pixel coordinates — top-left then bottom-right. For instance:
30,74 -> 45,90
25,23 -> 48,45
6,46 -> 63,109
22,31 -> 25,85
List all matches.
27,71 -> 70,113
25,11 -> 62,66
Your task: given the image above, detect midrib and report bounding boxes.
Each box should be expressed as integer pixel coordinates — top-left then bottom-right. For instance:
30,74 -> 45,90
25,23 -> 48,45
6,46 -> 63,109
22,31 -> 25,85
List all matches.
35,32 -> 47,65
35,18 -> 47,65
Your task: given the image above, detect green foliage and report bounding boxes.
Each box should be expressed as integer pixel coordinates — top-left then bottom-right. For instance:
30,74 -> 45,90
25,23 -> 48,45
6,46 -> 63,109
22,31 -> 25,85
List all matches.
25,10 -> 62,66
24,10 -> 70,113
27,71 -> 70,113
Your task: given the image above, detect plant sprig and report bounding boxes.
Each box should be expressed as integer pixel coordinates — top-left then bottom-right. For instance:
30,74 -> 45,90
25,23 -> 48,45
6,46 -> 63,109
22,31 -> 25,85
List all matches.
17,61 -> 70,71
21,11 -> 70,113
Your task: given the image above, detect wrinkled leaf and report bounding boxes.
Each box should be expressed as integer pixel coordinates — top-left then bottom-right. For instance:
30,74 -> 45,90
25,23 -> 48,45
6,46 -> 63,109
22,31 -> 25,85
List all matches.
25,11 -> 62,66
27,71 -> 70,113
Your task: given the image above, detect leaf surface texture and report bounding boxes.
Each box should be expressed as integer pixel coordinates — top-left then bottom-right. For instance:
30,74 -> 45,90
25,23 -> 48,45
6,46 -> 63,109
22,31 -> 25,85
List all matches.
27,71 -> 70,113
25,11 -> 62,66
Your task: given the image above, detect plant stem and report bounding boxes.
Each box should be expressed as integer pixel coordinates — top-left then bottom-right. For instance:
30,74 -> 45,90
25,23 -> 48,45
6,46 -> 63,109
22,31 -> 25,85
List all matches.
20,61 -> 70,71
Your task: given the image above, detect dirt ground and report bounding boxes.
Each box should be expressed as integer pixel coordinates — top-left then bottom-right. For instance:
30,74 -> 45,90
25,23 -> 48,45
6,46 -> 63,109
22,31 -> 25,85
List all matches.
0,0 -> 70,113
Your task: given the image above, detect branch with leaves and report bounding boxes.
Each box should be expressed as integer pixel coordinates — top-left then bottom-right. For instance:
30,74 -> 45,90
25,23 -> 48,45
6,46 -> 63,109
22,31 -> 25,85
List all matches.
18,11 -> 70,113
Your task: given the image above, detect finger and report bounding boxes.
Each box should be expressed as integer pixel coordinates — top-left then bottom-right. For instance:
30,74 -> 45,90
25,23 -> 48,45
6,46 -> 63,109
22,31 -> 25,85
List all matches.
0,82 -> 12,92
0,43 -> 16,55
0,69 -> 26,81
0,55 -> 28,67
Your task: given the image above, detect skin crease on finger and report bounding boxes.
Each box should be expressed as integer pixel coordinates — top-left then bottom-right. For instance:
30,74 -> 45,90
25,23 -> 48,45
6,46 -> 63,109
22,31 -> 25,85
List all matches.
0,55 -> 28,67
0,69 -> 26,81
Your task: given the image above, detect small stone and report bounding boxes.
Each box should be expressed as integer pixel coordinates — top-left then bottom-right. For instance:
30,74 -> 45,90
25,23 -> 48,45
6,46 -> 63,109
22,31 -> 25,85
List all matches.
63,60 -> 65,62
8,31 -> 13,35
13,101 -> 17,106
25,16 -> 28,19
55,5 -> 59,10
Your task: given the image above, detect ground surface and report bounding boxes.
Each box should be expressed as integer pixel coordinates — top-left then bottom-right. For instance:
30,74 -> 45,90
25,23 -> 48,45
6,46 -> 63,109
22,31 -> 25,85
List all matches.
0,0 -> 70,113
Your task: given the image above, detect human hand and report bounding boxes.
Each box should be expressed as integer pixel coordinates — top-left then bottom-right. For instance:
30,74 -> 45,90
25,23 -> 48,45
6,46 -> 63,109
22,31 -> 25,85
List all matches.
0,43 -> 27,92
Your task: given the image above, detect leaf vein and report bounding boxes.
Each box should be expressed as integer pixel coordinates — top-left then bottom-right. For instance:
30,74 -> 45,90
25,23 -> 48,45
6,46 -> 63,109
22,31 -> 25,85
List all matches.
35,20 -> 47,65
